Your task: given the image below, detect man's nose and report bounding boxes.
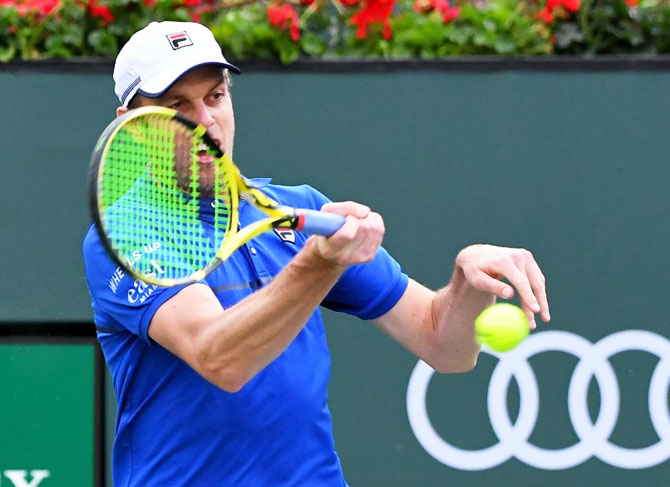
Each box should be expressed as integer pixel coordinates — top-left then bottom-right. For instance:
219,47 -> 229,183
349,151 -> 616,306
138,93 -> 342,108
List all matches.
193,104 -> 215,127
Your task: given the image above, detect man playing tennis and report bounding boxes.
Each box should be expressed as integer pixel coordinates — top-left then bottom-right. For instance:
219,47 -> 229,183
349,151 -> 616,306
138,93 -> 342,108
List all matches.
83,20 -> 550,487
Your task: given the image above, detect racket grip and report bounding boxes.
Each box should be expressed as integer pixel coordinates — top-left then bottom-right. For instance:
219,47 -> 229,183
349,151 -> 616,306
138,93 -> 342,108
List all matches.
296,209 -> 346,237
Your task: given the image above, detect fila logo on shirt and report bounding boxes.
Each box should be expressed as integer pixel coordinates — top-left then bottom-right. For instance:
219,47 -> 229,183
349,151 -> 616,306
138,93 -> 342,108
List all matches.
274,228 -> 296,244
166,31 -> 193,50
1,470 -> 50,487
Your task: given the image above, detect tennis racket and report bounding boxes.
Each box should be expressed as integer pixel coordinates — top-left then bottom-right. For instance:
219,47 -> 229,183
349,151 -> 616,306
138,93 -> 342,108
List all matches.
89,106 -> 345,287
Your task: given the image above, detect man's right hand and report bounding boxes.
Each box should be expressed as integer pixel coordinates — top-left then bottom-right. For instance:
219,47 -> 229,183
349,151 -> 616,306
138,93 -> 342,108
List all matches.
309,201 -> 385,267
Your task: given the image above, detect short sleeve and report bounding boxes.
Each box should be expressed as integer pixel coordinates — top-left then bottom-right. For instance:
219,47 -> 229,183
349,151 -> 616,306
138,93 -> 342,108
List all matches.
296,186 -> 409,319
322,247 -> 408,320
82,225 -> 188,344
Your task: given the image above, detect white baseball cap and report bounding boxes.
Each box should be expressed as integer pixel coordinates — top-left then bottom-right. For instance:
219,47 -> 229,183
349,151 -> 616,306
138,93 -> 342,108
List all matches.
113,21 -> 240,107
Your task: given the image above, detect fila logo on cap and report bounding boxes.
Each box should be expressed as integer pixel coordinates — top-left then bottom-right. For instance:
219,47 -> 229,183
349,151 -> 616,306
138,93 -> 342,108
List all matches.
274,228 -> 296,244
167,31 -> 193,50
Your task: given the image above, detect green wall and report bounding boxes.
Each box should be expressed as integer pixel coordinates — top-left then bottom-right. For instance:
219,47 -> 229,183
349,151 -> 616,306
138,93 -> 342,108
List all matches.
0,343 -> 96,487
1,64 -> 669,486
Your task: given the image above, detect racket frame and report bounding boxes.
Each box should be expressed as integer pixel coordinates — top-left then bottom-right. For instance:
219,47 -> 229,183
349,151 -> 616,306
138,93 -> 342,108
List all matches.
89,107 -> 344,287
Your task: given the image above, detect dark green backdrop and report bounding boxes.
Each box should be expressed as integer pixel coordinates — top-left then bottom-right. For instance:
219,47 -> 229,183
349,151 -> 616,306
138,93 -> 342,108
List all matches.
1,62 -> 669,486
0,342 -> 96,487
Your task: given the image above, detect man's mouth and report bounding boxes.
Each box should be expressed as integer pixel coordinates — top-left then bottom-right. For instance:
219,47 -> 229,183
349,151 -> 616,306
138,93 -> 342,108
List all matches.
195,142 -> 218,165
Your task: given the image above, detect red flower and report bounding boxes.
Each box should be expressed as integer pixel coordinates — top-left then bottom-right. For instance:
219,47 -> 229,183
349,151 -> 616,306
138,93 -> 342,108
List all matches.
538,6 -> 554,24
413,0 -> 459,23
301,0 -> 316,5
88,0 -> 113,24
561,0 -> 580,13
350,0 -> 396,40
2,0 -> 61,17
442,5 -> 459,22
544,0 -> 580,16
38,0 -> 59,15
433,0 -> 449,11
341,0 -> 360,6
267,3 -> 300,41
625,0 -> 638,5
190,3 -> 212,22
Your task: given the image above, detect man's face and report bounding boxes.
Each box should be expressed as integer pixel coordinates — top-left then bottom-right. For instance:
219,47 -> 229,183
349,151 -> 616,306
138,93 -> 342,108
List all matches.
132,65 -> 236,197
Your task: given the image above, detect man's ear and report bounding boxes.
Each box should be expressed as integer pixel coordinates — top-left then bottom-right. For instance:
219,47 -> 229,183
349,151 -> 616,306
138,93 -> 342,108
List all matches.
116,106 -> 129,118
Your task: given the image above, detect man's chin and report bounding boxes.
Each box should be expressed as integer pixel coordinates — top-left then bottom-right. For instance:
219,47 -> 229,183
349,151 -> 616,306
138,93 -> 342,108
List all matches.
175,182 -> 215,199
197,180 -> 217,198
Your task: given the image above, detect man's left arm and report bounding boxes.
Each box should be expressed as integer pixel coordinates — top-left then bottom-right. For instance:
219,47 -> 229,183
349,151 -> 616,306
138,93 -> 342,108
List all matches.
375,244 -> 550,373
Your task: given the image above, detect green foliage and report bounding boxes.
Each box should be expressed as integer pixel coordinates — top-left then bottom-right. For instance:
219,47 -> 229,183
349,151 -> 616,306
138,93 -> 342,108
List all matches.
389,0 -> 552,57
555,0 -> 670,54
1,0 -> 670,63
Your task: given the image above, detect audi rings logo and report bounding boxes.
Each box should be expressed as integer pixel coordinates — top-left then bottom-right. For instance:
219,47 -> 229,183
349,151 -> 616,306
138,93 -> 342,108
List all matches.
406,330 -> 670,471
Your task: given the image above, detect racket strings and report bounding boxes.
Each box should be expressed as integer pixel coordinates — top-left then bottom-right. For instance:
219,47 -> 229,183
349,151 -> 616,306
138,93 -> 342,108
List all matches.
99,113 -> 234,283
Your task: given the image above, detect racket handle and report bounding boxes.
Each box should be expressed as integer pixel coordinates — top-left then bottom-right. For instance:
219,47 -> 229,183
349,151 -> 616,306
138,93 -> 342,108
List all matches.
296,209 -> 346,237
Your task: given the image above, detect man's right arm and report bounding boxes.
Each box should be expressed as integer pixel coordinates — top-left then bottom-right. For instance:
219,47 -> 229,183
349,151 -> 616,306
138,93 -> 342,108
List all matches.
148,202 -> 383,392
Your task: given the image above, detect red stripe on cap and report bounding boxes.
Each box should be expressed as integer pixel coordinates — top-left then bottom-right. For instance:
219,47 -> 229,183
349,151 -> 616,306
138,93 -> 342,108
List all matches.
169,33 -> 186,39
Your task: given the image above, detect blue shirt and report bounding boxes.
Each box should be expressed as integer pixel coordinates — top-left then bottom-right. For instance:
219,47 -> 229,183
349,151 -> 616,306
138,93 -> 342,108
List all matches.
83,181 -> 408,487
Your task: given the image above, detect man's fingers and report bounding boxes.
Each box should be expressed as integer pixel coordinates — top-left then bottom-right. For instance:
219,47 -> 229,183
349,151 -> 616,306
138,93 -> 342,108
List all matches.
343,211 -> 384,262
524,259 -> 550,322
313,208 -> 384,266
457,244 -> 550,330
495,250 -> 549,328
467,269 -> 514,300
496,258 -> 540,314
321,201 -> 370,219
469,267 -> 538,330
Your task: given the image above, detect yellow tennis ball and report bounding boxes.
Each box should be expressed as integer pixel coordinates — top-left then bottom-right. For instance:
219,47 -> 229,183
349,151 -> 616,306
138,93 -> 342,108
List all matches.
475,303 -> 529,352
